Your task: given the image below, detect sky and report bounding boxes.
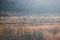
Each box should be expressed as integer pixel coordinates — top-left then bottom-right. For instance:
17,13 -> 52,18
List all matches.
0,0 -> 60,16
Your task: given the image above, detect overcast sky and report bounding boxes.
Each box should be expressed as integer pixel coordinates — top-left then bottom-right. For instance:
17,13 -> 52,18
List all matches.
0,0 -> 60,16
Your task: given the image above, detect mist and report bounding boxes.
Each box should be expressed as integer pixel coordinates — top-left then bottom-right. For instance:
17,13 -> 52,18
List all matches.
0,0 -> 60,16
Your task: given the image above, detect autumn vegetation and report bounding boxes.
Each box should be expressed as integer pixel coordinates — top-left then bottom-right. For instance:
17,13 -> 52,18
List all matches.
0,16 -> 60,40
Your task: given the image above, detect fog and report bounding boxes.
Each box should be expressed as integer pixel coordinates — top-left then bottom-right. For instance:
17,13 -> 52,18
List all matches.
0,0 -> 60,16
